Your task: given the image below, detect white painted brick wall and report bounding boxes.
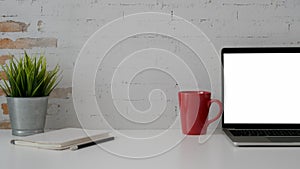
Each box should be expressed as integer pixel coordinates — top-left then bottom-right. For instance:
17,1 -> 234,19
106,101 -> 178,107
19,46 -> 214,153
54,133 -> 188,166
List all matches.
0,0 -> 299,129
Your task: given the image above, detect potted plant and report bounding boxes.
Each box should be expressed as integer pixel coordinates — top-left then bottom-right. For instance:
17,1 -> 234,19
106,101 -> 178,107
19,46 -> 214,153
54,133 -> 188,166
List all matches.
0,52 -> 61,136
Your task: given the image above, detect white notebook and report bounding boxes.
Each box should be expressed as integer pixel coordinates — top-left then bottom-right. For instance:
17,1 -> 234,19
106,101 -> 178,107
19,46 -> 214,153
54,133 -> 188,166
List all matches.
11,128 -> 114,150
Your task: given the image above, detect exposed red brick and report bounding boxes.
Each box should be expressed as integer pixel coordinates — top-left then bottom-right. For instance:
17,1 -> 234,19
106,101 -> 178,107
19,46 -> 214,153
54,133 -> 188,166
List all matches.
1,103 -> 8,115
0,55 -> 13,65
0,89 -> 5,96
0,37 -> 57,49
0,71 -> 7,80
0,20 -> 29,32
0,121 -> 11,129
0,38 -> 13,48
50,87 -> 72,99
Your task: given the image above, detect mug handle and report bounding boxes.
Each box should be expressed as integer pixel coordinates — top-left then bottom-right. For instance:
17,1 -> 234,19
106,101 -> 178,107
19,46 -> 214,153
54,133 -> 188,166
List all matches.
206,99 -> 223,126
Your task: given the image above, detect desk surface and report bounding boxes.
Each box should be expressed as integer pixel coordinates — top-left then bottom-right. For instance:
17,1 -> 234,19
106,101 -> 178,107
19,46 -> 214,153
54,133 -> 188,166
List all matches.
1,129 -> 300,169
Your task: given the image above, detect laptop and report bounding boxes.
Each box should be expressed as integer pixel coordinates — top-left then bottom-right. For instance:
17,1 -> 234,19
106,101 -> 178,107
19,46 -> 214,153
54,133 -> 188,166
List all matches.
222,47 -> 300,146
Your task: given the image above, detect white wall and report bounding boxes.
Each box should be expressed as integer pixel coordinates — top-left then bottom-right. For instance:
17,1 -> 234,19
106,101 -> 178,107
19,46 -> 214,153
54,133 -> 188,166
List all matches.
0,0 -> 299,129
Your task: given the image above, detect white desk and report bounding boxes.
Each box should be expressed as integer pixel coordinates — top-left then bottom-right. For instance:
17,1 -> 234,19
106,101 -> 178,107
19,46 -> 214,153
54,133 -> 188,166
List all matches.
1,129 -> 300,169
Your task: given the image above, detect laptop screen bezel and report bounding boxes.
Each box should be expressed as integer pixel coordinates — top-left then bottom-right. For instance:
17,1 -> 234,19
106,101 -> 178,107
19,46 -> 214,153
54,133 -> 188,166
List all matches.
221,47 -> 300,129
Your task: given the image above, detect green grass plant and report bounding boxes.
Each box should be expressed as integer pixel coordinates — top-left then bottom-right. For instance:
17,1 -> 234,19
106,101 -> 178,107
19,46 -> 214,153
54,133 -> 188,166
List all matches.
0,52 -> 61,97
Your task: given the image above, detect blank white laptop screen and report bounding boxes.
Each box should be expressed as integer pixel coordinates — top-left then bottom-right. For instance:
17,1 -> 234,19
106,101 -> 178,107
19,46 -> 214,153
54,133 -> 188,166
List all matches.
224,53 -> 300,124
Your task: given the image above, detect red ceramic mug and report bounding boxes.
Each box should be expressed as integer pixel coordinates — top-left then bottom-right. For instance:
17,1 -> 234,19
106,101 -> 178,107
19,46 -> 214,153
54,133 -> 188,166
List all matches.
178,91 -> 223,135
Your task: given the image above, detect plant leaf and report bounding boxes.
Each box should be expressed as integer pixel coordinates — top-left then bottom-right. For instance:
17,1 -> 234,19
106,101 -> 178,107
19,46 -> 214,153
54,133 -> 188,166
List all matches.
1,52 -> 61,97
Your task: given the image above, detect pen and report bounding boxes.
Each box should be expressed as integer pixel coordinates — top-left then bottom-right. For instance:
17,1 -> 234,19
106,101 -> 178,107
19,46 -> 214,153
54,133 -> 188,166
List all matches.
70,136 -> 115,151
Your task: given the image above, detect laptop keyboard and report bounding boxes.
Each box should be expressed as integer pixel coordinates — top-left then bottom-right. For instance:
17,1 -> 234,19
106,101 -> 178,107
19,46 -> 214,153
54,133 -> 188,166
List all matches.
229,129 -> 300,136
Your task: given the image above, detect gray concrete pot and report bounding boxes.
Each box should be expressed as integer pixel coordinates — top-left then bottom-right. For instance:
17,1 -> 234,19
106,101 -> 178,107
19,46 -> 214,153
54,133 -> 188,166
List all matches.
7,97 -> 48,136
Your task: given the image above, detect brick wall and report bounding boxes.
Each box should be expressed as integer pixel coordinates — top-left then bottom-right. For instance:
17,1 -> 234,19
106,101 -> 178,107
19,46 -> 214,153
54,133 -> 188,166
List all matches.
0,0 -> 299,129
0,17 -> 73,129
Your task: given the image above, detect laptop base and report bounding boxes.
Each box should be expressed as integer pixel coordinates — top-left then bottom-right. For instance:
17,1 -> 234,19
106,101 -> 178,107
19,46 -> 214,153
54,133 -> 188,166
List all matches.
223,129 -> 300,147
